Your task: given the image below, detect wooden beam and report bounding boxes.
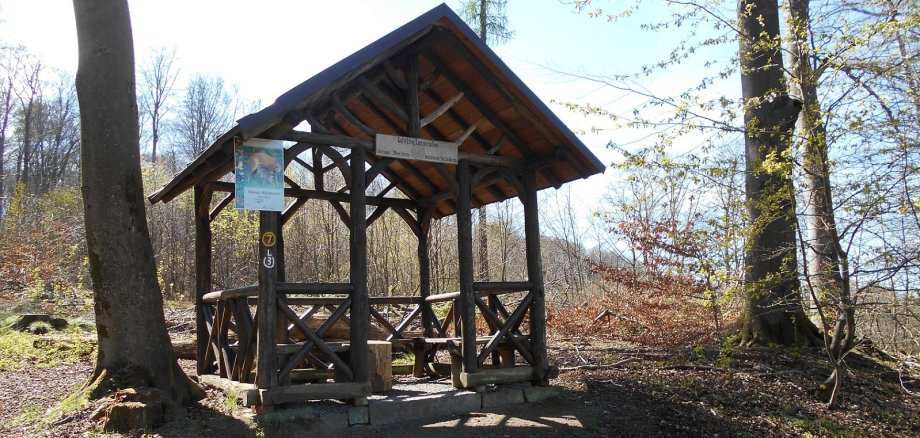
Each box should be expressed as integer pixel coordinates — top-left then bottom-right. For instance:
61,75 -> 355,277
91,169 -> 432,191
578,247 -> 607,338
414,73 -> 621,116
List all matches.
277,302 -> 353,380
421,49 -> 533,159
392,206 -> 422,237
476,294 -> 535,366
260,382 -> 371,405
431,163 -> 460,195
406,54 -> 421,136
333,93 -> 378,137
437,27 -> 564,150
209,192 -> 234,221
366,205 -> 389,227
455,161 -> 477,375
317,145 -> 351,182
194,185 -> 214,375
420,92 -> 463,128
455,118 -> 483,146
360,75 -> 409,124
278,130 -> 524,168
419,66 -> 441,89
420,88 -> 492,154
384,59 -> 407,90
256,211 -> 280,389
277,297 -> 352,379
523,169 -> 548,381
349,146 -> 370,384
459,366 -> 537,388
365,157 -> 394,183
281,197 -> 308,225
209,181 -> 417,210
290,155 -> 314,173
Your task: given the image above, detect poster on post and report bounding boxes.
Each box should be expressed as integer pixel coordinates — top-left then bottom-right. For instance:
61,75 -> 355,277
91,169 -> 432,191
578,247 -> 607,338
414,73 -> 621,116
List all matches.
234,139 -> 285,211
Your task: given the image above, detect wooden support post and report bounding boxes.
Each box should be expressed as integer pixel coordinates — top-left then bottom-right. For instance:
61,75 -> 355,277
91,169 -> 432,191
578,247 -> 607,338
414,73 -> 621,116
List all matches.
349,146 -> 370,385
523,169 -> 549,381
418,207 -> 434,337
256,211 -> 279,389
406,54 -> 421,137
194,185 -> 213,375
456,160 -> 478,375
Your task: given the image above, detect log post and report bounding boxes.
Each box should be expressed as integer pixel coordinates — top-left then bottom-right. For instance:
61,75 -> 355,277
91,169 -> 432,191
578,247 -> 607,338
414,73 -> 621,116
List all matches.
256,211 -> 279,389
406,53 -> 421,136
275,221 -> 289,345
194,185 -> 213,375
349,146 -> 370,385
456,160 -> 478,375
523,169 -> 548,382
418,207 -> 434,337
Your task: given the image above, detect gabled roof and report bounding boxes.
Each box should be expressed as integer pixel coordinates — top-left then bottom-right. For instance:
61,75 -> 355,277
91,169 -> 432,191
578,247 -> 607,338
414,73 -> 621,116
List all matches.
148,3 -> 605,217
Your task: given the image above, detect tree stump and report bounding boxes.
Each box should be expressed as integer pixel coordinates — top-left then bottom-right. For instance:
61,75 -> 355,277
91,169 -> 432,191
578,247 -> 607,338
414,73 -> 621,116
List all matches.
102,387 -> 165,433
367,340 -> 392,392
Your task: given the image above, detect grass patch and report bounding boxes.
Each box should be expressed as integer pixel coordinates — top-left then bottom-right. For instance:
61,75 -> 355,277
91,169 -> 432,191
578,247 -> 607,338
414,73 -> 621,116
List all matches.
8,402 -> 47,431
393,352 -> 414,366
772,415 -> 862,438
0,327 -> 95,371
224,387 -> 242,416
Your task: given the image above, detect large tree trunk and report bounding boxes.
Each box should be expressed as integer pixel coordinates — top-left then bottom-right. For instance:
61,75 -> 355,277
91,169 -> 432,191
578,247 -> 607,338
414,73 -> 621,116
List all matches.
73,0 -> 196,408
738,0 -> 821,347
786,0 -> 854,355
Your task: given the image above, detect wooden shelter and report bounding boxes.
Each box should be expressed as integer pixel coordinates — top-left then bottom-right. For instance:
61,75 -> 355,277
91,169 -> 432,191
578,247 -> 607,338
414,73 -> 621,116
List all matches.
149,4 -> 604,408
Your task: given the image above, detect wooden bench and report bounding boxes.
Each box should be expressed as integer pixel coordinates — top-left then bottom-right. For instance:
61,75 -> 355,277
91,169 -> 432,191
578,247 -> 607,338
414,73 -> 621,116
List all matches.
410,335 -> 530,380
230,340 -> 392,392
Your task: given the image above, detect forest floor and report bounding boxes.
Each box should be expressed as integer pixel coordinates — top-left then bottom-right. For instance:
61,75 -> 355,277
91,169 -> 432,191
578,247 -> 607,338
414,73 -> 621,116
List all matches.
1,307 -> 918,437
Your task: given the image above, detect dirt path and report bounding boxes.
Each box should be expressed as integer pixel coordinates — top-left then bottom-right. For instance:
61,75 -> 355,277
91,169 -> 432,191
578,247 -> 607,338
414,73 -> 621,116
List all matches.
2,334 -> 918,437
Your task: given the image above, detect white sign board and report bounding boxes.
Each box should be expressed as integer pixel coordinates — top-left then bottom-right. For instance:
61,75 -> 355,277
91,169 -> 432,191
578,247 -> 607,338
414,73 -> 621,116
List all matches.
375,133 -> 458,164
234,139 -> 285,211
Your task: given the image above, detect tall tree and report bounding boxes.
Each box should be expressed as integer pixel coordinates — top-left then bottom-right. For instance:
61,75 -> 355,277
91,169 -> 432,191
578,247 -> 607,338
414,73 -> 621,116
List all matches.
172,73 -> 234,162
460,0 -> 513,45
29,72 -> 81,194
459,0 -> 513,283
737,0 -> 820,346
12,55 -> 42,191
72,0 -> 196,415
138,47 -> 179,162
0,45 -> 25,219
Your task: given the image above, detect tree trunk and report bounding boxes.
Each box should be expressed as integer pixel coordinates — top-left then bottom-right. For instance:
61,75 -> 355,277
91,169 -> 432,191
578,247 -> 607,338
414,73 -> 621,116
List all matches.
786,0 -> 854,354
738,0 -> 820,347
0,78 -> 12,219
73,0 -> 196,408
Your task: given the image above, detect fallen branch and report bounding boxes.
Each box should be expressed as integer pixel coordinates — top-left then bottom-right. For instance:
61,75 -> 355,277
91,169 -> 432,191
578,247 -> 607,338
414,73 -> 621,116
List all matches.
659,364 -> 713,371
900,360 -> 918,397
592,309 -> 612,324
559,357 -> 639,371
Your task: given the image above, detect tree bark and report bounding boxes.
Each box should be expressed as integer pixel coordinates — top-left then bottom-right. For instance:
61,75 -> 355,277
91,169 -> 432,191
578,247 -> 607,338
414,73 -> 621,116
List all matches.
786,0 -> 854,354
73,0 -> 196,407
738,0 -> 820,347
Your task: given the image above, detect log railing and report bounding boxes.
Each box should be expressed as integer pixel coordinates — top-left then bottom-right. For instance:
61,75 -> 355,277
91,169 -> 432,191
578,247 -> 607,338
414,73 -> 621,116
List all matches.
198,280 -> 540,389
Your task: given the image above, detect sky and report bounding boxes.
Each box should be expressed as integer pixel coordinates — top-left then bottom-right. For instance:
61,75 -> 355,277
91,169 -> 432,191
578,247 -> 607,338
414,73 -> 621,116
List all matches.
0,0 -> 736,242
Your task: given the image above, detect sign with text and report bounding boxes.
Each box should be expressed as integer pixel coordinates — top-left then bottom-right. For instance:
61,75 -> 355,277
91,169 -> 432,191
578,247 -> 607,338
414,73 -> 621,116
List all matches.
375,133 -> 458,164
235,139 -> 285,211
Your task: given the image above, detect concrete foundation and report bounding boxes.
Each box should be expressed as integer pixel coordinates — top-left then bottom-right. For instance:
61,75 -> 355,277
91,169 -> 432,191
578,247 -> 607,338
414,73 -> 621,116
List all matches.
202,375 -> 563,429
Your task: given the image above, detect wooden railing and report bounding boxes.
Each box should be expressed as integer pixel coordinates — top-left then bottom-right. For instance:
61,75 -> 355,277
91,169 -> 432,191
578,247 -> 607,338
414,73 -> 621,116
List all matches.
199,280 -> 539,389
